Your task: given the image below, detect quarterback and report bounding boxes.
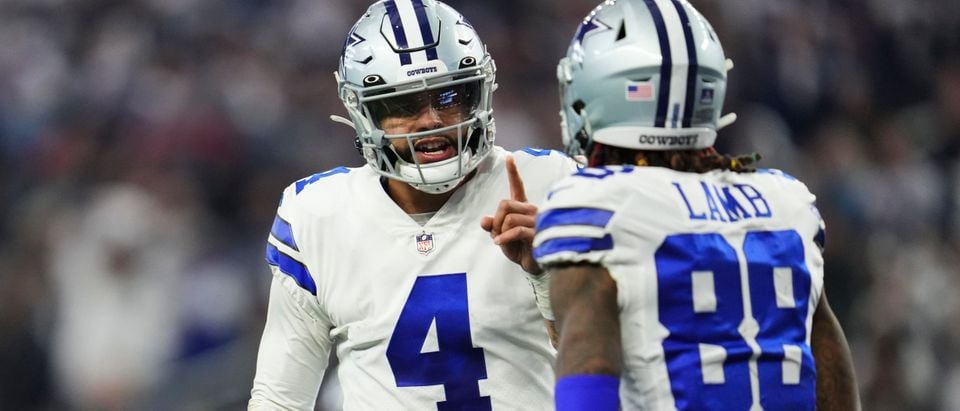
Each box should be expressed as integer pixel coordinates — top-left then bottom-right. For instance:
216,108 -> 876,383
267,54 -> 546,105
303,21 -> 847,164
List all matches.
533,0 -> 861,410
248,0 -> 575,409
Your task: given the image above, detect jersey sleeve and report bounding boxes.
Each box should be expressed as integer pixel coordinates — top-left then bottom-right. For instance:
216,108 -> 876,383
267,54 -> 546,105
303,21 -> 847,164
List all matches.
250,186 -> 334,410
533,170 -> 622,267
511,147 -> 581,205
768,168 -> 826,252
249,274 -> 335,410
811,203 -> 826,253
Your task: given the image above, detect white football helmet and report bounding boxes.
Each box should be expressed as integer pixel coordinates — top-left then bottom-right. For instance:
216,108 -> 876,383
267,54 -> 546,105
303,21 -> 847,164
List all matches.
337,0 -> 496,194
558,0 -> 735,158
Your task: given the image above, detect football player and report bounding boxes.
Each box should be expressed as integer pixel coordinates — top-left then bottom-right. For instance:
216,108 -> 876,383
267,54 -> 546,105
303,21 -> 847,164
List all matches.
532,0 -> 861,410
248,0 -> 576,409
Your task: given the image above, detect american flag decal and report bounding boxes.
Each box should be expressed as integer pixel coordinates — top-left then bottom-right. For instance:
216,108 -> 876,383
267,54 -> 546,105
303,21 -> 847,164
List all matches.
626,81 -> 655,101
415,232 -> 435,255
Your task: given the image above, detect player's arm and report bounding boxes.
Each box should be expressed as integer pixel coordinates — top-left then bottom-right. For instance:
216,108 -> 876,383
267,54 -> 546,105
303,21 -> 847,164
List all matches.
481,155 -> 542,275
249,274 -> 334,410
550,263 -> 621,411
811,291 -> 861,411
481,155 -> 558,345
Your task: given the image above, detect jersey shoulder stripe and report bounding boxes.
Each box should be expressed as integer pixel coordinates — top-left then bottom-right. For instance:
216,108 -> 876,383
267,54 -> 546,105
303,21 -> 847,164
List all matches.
536,207 -> 614,231
534,207 -> 618,260
265,243 -> 317,295
270,215 -> 300,252
533,234 -> 614,260
264,166 -> 365,297
533,169 -> 642,265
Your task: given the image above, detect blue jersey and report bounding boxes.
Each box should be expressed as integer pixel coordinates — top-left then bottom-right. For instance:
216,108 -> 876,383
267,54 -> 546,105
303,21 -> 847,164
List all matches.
534,166 -> 825,410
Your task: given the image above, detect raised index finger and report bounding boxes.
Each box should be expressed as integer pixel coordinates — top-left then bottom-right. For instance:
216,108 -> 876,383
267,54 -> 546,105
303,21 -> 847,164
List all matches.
506,155 -> 527,203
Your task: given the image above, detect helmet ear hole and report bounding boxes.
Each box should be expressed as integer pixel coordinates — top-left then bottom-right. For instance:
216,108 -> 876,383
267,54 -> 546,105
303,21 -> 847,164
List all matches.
363,75 -> 385,86
459,56 -> 477,68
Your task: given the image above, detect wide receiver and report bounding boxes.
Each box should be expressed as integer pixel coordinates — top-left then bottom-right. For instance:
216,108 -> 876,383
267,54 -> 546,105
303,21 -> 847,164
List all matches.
248,0 -> 576,409
531,0 -> 861,410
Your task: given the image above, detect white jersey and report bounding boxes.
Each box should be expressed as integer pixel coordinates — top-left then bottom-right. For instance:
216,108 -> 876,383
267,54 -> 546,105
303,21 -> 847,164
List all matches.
250,147 -> 576,410
534,166 -> 825,411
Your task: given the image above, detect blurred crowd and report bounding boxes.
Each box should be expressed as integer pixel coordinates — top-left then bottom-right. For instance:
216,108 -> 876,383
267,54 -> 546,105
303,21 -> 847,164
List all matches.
0,0 -> 958,409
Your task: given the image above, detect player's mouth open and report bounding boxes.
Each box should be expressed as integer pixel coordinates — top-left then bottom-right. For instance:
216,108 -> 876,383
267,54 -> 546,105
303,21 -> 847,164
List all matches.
413,137 -> 456,164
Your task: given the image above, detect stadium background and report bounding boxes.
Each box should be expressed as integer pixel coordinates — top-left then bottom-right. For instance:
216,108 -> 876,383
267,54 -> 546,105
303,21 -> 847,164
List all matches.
1,0 -> 958,409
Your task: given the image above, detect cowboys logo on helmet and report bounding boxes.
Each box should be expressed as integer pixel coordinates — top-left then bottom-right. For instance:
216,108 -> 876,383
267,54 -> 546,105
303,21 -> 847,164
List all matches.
336,0 -> 496,194
558,0 -> 735,159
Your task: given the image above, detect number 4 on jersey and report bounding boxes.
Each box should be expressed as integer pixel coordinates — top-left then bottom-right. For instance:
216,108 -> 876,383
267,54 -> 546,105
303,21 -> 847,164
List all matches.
387,273 -> 491,411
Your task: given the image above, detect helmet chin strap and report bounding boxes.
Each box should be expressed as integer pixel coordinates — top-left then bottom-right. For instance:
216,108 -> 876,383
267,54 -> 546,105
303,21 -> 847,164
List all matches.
397,150 -> 473,194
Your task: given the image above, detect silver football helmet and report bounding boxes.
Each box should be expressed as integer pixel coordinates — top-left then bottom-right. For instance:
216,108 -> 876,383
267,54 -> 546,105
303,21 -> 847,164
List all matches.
336,0 -> 496,194
558,0 -> 735,158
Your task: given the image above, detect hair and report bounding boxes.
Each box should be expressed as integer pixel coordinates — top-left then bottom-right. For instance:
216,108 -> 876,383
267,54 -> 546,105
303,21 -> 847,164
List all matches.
587,143 -> 762,173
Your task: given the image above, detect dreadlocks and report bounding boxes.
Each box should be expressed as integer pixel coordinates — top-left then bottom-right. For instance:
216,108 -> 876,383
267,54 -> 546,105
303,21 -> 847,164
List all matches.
587,143 -> 762,173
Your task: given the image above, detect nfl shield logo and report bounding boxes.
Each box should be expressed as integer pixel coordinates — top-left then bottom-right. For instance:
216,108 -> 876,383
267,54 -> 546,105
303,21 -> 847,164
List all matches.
415,232 -> 435,255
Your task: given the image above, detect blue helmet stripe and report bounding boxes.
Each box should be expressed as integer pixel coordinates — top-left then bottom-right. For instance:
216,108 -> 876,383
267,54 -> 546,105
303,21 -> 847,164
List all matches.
643,0 -> 671,127
533,235 -> 614,259
266,244 -> 317,295
270,215 -> 299,252
411,0 -> 439,61
671,0 -> 698,128
384,0 -> 413,65
536,207 -> 615,232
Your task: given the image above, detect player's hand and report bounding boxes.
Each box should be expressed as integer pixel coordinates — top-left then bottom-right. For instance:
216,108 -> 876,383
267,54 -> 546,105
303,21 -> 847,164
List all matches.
480,155 -> 543,275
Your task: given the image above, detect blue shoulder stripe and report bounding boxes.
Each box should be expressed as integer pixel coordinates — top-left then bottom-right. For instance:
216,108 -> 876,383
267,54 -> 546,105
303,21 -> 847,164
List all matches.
533,235 -> 614,259
266,244 -> 317,296
536,207 -> 615,232
270,216 -> 299,252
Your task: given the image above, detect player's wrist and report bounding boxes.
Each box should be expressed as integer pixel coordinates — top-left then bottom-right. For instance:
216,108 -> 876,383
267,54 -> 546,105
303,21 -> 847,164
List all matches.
526,270 -> 553,320
524,260 -> 544,276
